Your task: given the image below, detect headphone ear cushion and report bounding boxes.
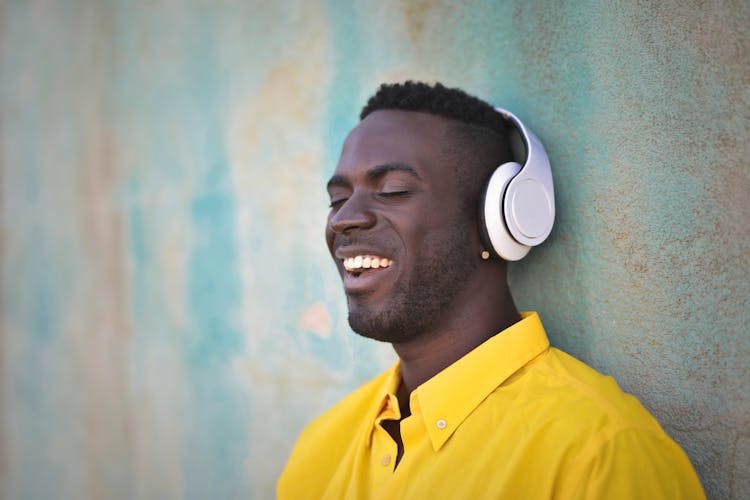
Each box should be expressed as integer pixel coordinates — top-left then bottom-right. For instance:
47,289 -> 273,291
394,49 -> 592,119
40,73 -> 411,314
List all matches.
480,163 -> 531,261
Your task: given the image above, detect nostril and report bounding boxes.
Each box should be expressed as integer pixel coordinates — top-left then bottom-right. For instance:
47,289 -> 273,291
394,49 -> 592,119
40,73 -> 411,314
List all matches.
330,202 -> 375,233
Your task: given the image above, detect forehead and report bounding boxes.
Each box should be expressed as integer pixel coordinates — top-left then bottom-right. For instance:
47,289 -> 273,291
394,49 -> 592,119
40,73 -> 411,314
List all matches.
336,110 -> 452,176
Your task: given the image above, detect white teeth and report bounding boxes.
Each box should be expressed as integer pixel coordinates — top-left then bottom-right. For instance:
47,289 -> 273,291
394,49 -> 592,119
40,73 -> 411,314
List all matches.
342,255 -> 393,272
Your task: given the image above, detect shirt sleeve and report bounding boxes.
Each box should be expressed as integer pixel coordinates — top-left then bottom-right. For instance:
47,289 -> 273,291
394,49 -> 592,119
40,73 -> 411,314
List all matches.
568,428 -> 706,500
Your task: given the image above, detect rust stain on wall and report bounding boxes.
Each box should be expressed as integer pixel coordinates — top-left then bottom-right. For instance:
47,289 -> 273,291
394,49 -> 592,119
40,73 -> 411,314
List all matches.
2,1 -> 748,499
399,0 -> 439,44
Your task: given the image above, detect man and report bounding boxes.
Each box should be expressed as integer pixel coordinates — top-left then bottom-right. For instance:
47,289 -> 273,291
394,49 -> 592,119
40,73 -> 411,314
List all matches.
278,81 -> 704,498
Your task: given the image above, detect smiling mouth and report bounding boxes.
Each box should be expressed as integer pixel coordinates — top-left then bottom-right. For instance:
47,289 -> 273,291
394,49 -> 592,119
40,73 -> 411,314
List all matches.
342,255 -> 393,276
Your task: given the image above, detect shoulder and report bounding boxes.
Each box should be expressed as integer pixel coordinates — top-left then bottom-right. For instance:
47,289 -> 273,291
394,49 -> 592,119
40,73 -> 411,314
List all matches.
521,347 -> 665,433
570,426 -> 706,498
490,346 -> 670,458
515,348 -> 705,498
298,367 -> 389,444
277,367 -> 392,497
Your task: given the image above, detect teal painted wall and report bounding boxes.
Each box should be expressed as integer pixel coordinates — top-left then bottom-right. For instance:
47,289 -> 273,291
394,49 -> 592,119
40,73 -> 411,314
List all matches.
1,1 -> 747,499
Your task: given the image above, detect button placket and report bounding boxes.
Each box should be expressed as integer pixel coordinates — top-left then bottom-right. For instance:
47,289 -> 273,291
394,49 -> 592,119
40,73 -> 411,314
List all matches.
371,420 -> 398,474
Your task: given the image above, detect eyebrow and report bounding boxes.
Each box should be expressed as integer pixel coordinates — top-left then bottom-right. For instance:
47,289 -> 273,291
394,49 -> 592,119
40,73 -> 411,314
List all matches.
326,162 -> 422,190
367,162 -> 422,182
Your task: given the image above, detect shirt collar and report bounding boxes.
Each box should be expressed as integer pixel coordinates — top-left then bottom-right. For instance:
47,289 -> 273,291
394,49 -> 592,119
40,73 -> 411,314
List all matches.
366,312 -> 550,451
365,363 -> 402,448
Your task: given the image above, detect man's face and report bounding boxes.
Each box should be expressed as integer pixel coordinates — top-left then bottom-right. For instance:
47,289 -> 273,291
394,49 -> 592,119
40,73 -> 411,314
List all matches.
325,110 -> 479,344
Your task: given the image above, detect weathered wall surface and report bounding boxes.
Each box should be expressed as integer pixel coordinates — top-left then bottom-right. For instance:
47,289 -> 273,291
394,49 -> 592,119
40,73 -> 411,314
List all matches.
1,1 -> 747,499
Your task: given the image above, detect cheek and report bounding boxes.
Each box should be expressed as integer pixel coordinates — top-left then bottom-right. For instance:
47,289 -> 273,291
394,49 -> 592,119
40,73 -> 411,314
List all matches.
400,219 -> 444,261
324,224 -> 335,254
422,205 -> 476,253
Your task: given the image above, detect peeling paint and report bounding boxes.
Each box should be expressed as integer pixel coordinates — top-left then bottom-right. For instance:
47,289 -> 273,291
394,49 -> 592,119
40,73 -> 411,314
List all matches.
298,302 -> 333,339
1,1 -> 747,499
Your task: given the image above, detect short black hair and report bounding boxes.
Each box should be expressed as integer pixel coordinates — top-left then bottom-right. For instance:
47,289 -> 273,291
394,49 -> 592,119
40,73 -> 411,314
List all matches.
360,81 -> 512,214
360,81 -> 509,137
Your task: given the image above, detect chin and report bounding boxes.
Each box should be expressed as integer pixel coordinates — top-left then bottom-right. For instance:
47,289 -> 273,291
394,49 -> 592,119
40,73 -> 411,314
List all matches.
346,302 -> 425,345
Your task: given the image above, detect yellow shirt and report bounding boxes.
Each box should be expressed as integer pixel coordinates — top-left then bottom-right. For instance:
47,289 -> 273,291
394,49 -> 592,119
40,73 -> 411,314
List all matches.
278,312 -> 705,499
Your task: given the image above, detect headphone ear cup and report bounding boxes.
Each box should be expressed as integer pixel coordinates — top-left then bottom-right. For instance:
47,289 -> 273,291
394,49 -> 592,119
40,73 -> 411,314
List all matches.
480,163 -> 531,261
504,176 -> 555,246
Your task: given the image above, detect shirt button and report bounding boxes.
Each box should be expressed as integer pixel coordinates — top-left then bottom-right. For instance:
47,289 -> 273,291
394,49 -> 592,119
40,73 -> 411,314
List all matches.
436,418 -> 447,429
381,454 -> 391,466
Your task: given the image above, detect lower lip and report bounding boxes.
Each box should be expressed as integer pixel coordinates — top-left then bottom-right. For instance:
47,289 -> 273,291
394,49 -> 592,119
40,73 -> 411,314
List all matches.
342,265 -> 394,294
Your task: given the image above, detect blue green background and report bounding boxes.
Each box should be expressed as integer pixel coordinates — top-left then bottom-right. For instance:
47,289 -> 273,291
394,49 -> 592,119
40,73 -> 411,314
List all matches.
1,1 -> 747,499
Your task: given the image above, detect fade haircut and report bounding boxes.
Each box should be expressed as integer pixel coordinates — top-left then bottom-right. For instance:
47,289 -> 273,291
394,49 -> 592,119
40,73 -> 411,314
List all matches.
360,80 -> 513,214
360,81 -> 507,134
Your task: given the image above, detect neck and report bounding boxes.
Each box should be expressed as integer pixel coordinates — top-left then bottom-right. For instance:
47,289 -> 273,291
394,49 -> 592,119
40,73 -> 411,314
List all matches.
392,265 -> 519,393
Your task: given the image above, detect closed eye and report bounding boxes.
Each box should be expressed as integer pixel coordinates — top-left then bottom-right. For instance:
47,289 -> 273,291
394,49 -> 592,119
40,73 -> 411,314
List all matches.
329,198 -> 348,208
379,191 -> 411,198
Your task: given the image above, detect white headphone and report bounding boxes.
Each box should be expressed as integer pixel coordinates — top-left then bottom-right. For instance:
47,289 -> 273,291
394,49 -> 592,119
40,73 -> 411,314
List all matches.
480,107 -> 555,261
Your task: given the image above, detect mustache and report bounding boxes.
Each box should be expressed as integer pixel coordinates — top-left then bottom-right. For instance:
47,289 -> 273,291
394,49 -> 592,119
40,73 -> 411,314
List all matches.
332,233 -> 397,254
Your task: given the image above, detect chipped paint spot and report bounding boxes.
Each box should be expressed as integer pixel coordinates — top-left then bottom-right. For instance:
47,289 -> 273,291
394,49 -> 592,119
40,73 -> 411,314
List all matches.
1,2 -> 747,500
298,302 -> 333,339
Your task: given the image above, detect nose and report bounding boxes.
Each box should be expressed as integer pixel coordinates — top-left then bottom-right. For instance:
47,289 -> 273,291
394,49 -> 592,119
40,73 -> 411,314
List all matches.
328,192 -> 376,234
